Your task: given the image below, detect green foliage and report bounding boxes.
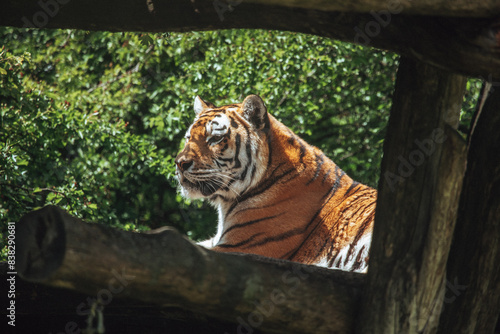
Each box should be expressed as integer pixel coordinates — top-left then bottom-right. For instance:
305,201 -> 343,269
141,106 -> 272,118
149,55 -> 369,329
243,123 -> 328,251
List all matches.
0,28 -> 480,260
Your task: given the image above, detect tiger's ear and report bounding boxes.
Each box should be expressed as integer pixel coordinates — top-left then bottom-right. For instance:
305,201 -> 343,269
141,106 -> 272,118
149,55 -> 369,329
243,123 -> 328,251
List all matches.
242,95 -> 268,130
194,96 -> 216,115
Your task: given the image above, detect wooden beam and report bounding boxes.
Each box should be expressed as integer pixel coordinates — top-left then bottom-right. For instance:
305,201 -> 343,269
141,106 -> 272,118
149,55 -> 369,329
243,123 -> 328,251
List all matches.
357,57 -> 467,333
1,1 -> 499,79
437,83 -> 500,333
16,205 -> 364,334
245,0 -> 500,18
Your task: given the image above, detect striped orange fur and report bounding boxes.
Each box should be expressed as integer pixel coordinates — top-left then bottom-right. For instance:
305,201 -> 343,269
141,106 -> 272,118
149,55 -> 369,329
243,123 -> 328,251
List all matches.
175,95 -> 377,272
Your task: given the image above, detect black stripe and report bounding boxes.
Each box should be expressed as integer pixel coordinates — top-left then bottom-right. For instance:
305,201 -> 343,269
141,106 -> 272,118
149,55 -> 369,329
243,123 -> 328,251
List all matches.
299,142 -> 306,165
216,232 -> 264,249
225,165 -> 295,217
219,213 -> 283,241
198,113 -> 219,119
197,114 -> 211,119
250,163 -> 257,180
287,129 -> 296,145
306,153 -> 325,185
243,168 -> 296,198
345,181 -> 360,196
230,116 -> 239,129
240,164 -> 249,180
220,143 -> 229,152
245,227 -> 304,249
287,130 -> 307,165
279,248 -> 296,260
238,120 -> 251,176
321,165 -> 342,201
351,245 -> 367,272
344,242 -> 359,268
328,252 -> 338,268
322,166 -> 332,184
334,255 -> 343,268
288,131 -> 307,165
288,235 -> 331,264
234,133 -> 241,168
266,131 -> 273,170
239,130 -> 252,180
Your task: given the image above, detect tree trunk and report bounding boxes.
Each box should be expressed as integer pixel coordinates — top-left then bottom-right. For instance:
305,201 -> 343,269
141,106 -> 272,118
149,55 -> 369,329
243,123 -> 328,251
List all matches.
1,1 -> 499,79
15,205 -> 364,334
437,83 -> 500,333
357,57 -> 468,334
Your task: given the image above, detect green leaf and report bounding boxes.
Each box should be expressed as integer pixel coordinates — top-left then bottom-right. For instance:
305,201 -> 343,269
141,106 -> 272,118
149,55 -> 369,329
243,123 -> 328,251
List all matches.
46,192 -> 57,202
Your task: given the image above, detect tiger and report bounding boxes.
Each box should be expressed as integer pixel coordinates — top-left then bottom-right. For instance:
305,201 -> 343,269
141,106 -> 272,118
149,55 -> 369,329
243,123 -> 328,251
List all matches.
175,94 -> 377,272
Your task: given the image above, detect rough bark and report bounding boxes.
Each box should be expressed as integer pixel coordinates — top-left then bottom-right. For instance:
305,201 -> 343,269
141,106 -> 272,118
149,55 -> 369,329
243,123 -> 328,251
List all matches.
15,205 -> 364,334
1,1 -> 499,79
437,83 -> 500,333
357,57 -> 468,334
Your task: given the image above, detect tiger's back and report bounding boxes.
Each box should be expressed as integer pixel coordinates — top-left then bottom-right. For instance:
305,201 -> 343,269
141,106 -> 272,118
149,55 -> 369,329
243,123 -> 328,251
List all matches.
175,94 -> 376,272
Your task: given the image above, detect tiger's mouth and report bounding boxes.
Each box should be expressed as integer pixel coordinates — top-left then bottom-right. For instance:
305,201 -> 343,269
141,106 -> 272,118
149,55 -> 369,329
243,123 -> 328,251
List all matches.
180,177 -> 222,197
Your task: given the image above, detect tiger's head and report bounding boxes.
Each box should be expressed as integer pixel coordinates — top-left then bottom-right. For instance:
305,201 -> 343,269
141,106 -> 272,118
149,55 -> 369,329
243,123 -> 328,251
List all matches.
175,95 -> 270,203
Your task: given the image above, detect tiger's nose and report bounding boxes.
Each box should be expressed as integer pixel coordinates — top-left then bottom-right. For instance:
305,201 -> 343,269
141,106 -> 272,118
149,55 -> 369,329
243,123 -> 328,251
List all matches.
175,157 -> 193,172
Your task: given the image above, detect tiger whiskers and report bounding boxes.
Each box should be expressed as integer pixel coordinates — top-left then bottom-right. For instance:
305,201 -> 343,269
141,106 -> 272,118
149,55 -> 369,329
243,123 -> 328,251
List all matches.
209,172 -> 242,198
186,170 -> 241,198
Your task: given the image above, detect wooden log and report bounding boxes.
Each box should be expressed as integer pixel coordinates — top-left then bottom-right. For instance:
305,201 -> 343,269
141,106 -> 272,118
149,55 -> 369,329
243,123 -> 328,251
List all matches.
16,205 -> 364,334
357,57 -> 468,334
0,262 -> 257,334
1,1 -> 499,79
437,83 -> 500,333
